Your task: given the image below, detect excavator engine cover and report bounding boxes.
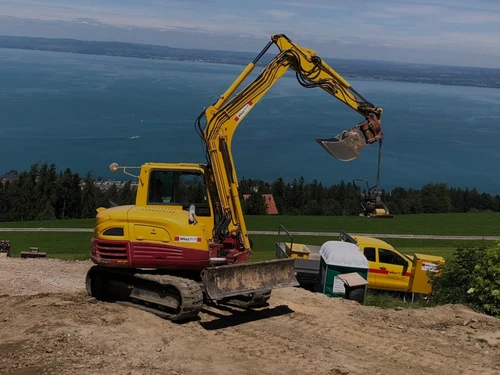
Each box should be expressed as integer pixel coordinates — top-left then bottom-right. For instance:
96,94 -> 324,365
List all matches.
200,258 -> 299,301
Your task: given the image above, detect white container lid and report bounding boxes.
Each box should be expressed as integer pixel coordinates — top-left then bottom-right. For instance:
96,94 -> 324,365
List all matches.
319,241 -> 369,269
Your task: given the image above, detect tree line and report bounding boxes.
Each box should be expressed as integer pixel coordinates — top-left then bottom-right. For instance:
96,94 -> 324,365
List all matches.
1,162 -> 499,222
239,177 -> 500,216
0,162 -> 136,222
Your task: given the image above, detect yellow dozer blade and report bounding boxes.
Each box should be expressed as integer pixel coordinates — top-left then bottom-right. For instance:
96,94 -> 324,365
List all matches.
200,258 -> 299,301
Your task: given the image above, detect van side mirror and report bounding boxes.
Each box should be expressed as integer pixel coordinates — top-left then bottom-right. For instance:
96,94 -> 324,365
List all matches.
402,261 -> 409,276
188,204 -> 196,224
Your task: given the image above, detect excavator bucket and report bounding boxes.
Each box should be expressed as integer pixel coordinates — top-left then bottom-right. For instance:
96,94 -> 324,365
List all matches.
316,128 -> 367,162
200,258 -> 299,301
317,113 -> 383,162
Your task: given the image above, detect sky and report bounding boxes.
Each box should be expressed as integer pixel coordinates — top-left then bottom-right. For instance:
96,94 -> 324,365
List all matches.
0,0 -> 500,68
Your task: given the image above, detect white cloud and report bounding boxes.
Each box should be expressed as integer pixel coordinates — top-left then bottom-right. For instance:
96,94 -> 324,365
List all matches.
1,0 -> 500,67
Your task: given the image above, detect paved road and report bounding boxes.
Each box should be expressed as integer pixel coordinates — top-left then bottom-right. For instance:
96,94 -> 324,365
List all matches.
0,227 -> 498,240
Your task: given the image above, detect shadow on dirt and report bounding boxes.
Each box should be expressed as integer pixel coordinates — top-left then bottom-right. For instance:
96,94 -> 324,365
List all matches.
199,304 -> 294,330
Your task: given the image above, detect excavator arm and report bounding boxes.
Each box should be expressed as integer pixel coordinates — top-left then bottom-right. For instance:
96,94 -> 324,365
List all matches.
195,34 -> 383,258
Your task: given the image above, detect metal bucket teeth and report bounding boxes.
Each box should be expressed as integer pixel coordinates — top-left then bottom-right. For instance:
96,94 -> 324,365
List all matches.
200,258 -> 299,301
316,128 -> 367,162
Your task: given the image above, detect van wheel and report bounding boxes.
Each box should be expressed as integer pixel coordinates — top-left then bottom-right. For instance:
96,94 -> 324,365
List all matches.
346,288 -> 365,304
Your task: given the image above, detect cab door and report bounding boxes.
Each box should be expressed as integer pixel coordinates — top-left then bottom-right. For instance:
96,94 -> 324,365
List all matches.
376,248 -> 410,291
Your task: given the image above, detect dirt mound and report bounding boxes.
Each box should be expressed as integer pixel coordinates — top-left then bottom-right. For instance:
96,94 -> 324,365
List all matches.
0,258 -> 499,375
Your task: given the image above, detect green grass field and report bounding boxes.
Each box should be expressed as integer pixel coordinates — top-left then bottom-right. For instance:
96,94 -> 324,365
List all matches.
1,212 -> 498,236
3,232 -> 92,260
0,212 -> 497,261
1,231 -> 493,263
250,212 -> 499,235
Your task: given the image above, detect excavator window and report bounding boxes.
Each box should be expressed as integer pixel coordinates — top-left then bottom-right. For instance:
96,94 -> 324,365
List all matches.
147,169 -> 211,216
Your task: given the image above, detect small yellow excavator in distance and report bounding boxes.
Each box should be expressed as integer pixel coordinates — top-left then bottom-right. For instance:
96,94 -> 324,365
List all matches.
353,178 -> 393,218
85,34 -> 384,321
353,142 -> 392,218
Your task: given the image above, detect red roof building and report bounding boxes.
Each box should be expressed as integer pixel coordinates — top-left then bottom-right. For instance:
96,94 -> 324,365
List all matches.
242,193 -> 279,215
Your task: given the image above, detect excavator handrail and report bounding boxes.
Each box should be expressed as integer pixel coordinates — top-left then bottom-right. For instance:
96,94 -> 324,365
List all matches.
277,224 -> 295,251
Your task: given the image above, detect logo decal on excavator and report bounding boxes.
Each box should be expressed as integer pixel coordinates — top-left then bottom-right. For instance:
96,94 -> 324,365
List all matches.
175,236 -> 202,243
234,101 -> 253,122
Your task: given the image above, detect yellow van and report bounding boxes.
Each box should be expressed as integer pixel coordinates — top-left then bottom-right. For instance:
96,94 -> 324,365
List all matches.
339,231 -> 412,292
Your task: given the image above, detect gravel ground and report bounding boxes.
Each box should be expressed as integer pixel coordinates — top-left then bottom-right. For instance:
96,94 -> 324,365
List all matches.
1,257 -> 499,375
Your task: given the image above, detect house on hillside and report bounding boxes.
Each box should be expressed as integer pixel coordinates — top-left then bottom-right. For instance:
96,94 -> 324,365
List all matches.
0,172 -> 17,184
242,193 -> 279,215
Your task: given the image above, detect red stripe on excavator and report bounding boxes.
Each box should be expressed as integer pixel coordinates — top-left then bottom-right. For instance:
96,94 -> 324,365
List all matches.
91,238 -> 211,270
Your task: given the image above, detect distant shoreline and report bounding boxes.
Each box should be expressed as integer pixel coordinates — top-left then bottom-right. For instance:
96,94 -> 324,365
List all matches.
1,35 -> 500,90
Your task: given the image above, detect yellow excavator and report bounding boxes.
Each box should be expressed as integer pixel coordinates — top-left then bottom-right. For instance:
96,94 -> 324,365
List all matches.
353,141 -> 392,218
85,34 -> 384,321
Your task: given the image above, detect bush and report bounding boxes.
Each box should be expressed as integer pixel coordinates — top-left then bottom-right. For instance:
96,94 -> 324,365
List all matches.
469,244 -> 500,316
430,242 -> 500,316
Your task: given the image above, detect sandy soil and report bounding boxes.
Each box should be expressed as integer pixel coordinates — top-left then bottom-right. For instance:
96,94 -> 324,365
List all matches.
0,257 -> 499,375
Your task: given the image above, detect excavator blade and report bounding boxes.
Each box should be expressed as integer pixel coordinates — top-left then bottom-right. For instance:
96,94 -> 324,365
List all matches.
200,258 -> 299,301
316,128 -> 367,162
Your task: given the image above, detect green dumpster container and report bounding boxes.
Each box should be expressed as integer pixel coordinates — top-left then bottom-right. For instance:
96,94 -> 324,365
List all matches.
318,241 -> 369,303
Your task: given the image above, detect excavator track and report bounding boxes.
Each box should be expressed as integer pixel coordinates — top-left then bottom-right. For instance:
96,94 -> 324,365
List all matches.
129,273 -> 204,321
86,264 -> 278,321
86,266 -> 204,322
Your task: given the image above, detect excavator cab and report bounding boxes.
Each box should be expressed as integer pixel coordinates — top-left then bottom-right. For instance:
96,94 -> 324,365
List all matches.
353,179 -> 393,218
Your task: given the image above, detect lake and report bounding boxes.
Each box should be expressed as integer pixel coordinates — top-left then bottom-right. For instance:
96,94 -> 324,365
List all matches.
1,48 -> 500,194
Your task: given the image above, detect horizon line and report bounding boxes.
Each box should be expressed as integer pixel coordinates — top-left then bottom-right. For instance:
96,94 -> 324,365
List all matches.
1,34 -> 498,71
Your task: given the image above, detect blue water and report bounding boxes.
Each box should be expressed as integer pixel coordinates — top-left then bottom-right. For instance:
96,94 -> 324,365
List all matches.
1,48 -> 500,193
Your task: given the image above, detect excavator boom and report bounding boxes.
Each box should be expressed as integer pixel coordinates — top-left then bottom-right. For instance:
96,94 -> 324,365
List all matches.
196,33 -> 383,254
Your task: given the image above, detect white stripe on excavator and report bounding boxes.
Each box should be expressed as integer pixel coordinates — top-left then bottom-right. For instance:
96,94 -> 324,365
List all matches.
0,227 -> 498,240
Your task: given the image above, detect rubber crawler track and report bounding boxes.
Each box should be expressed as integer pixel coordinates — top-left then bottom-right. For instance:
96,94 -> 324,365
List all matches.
86,266 -> 271,321
86,266 -> 204,322
132,273 -> 204,321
